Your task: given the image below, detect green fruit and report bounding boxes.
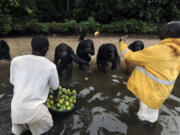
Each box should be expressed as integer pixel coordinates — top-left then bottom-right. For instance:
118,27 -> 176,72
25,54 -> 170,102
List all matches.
69,98 -> 73,103
62,88 -> 66,92
50,100 -> 54,105
47,104 -> 51,108
65,101 -> 69,106
73,100 -> 76,104
70,103 -> 75,108
64,90 -> 67,94
58,90 -> 63,95
49,95 -> 53,99
67,89 -> 70,92
67,106 -> 71,111
85,77 -> 88,81
65,96 -> 69,100
62,105 -> 66,110
58,86 -> 62,90
56,103 -> 60,108
59,99 -> 64,104
71,95 -> 77,100
52,105 -> 57,110
72,90 -> 77,95
47,99 -> 50,102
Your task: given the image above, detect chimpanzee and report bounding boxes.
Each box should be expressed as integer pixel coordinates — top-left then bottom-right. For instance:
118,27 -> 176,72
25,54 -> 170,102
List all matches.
0,40 -> 11,61
76,39 -> 94,70
97,43 -> 120,73
121,40 -> 144,74
54,43 -> 89,80
128,40 -> 144,52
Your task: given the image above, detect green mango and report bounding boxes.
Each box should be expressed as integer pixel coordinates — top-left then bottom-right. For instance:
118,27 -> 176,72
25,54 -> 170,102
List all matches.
51,105 -> 57,110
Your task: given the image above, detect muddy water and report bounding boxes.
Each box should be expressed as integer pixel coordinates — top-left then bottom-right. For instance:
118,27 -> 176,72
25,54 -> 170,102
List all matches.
0,64 -> 180,135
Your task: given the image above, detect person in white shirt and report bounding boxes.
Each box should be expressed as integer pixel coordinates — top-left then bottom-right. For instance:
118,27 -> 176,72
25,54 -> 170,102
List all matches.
10,35 -> 59,135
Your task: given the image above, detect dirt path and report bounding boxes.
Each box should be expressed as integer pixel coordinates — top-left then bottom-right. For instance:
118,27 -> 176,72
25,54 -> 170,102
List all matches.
0,35 -> 160,61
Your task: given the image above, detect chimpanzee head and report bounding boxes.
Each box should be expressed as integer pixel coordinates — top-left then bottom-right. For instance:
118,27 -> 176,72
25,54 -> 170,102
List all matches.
58,43 -> 69,58
103,43 -> 116,61
0,40 -> 11,61
128,40 -> 144,52
159,21 -> 180,40
31,35 -> 49,56
0,40 -> 8,49
83,39 -> 94,55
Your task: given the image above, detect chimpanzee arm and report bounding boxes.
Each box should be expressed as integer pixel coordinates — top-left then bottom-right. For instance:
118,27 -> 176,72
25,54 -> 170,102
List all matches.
97,48 -> 106,72
71,53 -> 89,65
111,56 -> 120,71
111,50 -> 120,71
76,43 -> 84,57
65,63 -> 73,80
54,48 -> 60,66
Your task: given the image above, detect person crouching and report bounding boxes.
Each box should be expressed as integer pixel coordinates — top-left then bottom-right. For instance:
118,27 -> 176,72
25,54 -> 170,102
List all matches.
10,35 -> 59,135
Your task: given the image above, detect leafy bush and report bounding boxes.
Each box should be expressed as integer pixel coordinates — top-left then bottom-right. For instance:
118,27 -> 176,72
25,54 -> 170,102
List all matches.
0,0 -> 179,35
0,15 -> 13,35
79,17 -> 101,33
64,19 -> 78,33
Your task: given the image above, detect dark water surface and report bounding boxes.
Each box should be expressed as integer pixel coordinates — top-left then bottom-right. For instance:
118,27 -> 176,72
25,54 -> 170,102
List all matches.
0,65 -> 180,135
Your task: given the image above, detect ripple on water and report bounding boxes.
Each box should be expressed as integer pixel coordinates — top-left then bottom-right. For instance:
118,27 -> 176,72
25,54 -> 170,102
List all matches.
1,83 -> 7,88
79,88 -> 91,98
88,106 -> 127,135
88,93 -> 108,103
70,81 -> 80,87
159,115 -> 180,135
112,79 -> 120,84
0,94 -> 5,99
79,86 -> 95,98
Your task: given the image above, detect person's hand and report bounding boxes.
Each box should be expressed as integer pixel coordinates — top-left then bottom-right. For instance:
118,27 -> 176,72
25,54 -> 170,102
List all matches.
119,35 -> 128,43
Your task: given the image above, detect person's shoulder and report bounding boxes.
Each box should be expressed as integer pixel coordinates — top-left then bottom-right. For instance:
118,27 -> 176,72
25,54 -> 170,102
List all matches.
40,57 -> 56,68
11,55 -> 27,63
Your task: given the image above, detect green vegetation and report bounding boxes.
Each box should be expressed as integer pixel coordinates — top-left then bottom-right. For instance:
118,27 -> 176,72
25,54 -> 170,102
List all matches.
0,0 -> 179,35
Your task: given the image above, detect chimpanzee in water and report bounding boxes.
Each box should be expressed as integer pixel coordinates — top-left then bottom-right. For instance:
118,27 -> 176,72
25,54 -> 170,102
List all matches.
128,40 -> 144,52
54,43 -> 89,80
121,40 -> 144,74
76,39 -> 94,70
0,40 -> 11,61
97,43 -> 120,73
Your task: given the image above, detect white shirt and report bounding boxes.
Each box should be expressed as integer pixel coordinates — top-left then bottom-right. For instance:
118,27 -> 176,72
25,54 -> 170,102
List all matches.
10,55 -> 59,124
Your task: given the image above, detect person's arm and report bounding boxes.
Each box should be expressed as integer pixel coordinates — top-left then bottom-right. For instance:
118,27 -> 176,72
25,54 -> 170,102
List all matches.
119,41 -> 166,66
10,60 -> 15,85
49,65 -> 59,99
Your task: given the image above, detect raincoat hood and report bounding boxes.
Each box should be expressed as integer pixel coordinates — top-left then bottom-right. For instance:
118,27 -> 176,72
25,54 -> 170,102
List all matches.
161,38 -> 180,56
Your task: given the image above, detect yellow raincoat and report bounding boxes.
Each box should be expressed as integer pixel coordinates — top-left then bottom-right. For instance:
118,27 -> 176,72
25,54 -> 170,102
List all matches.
120,38 -> 180,109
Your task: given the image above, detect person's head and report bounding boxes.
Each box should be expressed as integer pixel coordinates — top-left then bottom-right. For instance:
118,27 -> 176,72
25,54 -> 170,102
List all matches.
159,21 -> 180,40
31,35 -> 49,56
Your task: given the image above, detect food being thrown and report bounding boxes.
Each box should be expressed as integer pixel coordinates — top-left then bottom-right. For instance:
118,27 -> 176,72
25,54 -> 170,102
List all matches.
94,31 -> 99,37
45,86 -> 77,112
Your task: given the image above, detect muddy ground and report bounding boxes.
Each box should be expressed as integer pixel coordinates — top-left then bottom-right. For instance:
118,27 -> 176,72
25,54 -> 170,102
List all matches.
0,35 -> 160,61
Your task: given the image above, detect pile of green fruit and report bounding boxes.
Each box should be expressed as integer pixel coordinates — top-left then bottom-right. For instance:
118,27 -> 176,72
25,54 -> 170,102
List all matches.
45,86 -> 77,112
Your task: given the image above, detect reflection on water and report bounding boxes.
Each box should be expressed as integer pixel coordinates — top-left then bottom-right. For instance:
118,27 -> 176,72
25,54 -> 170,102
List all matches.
0,65 -> 180,135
